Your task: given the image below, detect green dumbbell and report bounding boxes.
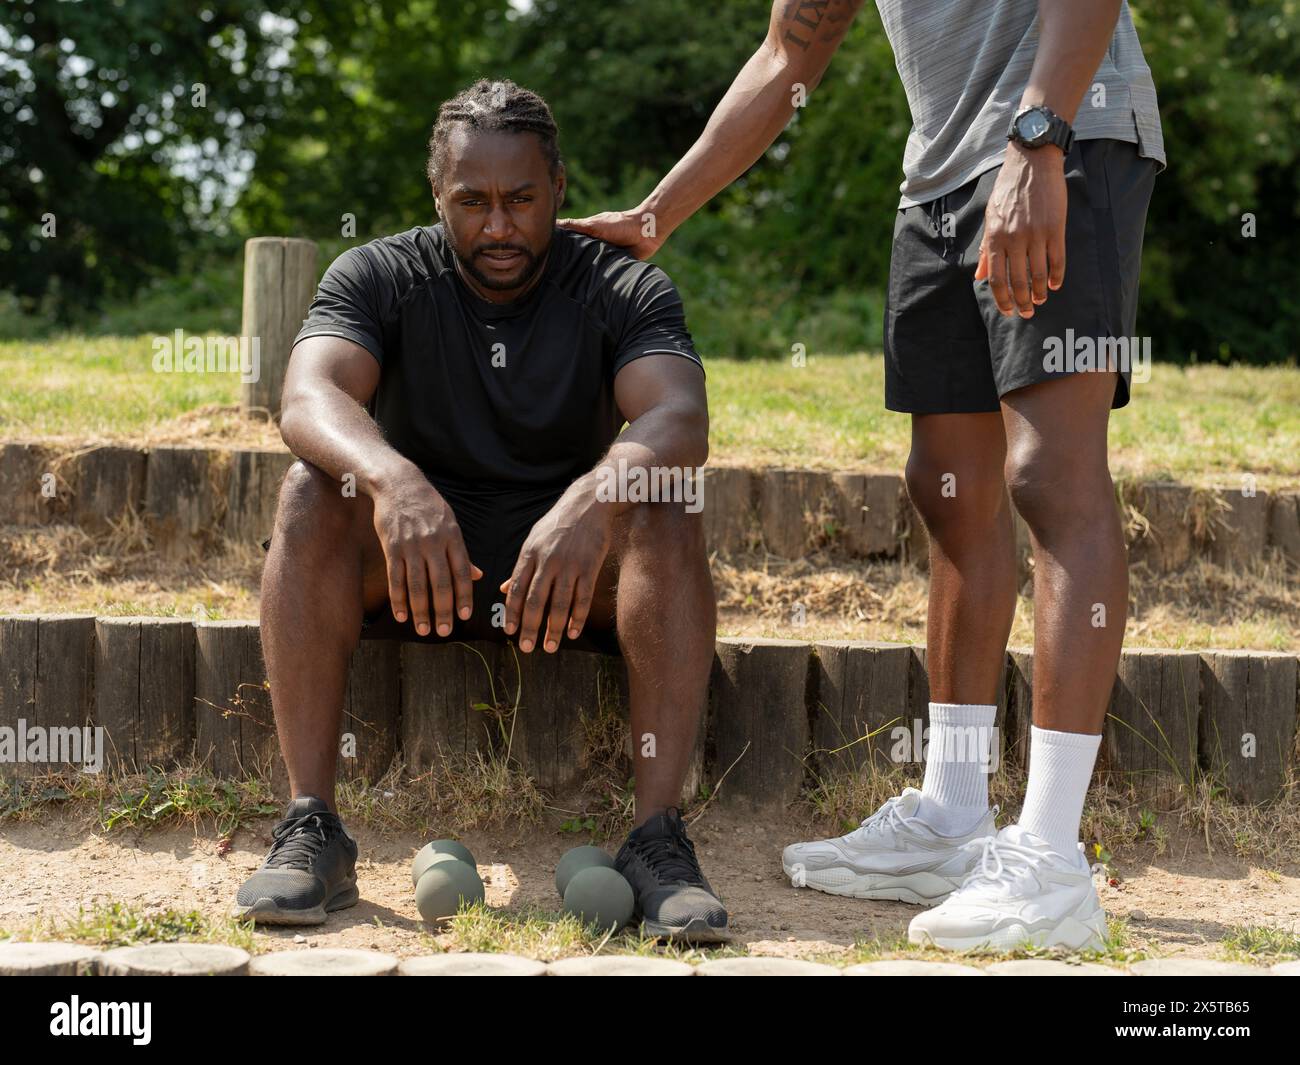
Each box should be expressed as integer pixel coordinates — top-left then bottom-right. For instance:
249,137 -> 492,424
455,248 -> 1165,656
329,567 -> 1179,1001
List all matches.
563,866 -> 634,936
554,845 -> 615,897
412,839 -> 476,887
415,853 -> 485,923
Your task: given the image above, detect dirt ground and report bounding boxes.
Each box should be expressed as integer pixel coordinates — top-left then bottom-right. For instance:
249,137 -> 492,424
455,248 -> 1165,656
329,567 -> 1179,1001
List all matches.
2,805 -> 1297,965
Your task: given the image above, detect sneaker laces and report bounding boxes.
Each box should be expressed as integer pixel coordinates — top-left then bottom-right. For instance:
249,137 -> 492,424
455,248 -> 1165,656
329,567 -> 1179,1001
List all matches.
952,835 -> 1045,897
845,795 -> 915,843
632,813 -> 706,886
265,810 -> 343,870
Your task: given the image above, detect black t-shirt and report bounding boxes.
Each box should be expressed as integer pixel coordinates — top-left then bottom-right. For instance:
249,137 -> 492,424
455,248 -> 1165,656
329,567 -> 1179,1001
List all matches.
293,224 -> 702,531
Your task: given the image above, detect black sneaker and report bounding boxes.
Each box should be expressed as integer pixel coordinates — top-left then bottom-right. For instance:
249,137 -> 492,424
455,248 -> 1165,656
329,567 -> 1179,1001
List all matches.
615,808 -> 729,943
234,796 -> 359,925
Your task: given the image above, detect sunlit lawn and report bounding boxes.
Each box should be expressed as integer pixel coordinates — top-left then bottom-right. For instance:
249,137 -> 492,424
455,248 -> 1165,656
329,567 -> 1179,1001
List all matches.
3,336 -> 1299,485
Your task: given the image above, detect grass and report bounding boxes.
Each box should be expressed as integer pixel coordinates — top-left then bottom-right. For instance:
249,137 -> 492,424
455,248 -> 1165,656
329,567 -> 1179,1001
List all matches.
0,336 -> 249,442
0,896 -> 1152,969
4,338 -> 1300,485
0,762 -> 281,840
817,914 -> 1146,969
708,354 -> 1300,485
1,894 -> 1146,967
436,902 -> 744,963
1219,924 -> 1300,963
0,901 -> 257,952
0,889 -> 1149,972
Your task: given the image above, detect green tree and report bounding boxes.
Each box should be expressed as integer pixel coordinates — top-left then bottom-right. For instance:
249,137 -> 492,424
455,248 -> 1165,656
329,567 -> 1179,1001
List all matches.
0,0 -> 292,317
1136,0 -> 1300,362
0,0 -> 506,322
234,0 -> 510,237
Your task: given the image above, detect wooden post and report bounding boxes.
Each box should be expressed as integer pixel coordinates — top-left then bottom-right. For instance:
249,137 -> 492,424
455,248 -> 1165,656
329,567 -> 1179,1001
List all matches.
194,620 -> 277,781
700,466 -> 756,556
829,473 -> 903,558
0,443 -> 57,525
1005,648 -> 1035,770
240,237 -> 319,419
95,617 -> 195,774
512,647 -> 621,795
710,637 -> 811,806
399,642 -> 499,777
1199,650 -> 1298,803
340,640 -> 400,784
1208,488 -> 1269,569
907,644 -> 931,729
759,469 -> 847,557
758,469 -> 820,557
812,640 -> 911,776
0,614 -> 98,781
144,446 -> 226,559
69,446 -> 147,533
0,616 -> 38,783
1102,649 -> 1200,785
1124,482 -> 1193,572
224,449 -> 295,546
34,613 -> 97,753
1268,490 -> 1300,564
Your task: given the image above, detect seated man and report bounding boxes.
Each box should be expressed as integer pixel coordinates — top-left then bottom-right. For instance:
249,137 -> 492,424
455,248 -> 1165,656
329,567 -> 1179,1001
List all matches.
234,79 -> 726,942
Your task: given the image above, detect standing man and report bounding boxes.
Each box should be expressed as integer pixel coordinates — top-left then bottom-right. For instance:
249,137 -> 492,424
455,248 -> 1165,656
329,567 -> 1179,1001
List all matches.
566,2 -> 1162,950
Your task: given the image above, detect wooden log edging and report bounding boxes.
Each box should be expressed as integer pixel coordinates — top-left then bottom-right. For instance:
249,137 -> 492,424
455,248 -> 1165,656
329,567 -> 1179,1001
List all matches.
1,615 -> 1297,806
2,442 -> 1296,569
0,943 -> 1283,976
0,442 -> 290,551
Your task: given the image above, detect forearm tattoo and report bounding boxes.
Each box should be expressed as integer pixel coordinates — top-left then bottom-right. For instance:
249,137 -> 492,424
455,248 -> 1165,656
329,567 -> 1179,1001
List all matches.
780,0 -> 864,52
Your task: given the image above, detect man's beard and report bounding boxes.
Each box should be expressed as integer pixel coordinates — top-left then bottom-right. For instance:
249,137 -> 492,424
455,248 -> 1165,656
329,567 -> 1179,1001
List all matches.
450,223 -> 552,293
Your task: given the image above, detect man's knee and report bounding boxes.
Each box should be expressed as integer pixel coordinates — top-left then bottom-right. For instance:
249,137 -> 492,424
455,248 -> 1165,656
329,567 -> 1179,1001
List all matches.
274,460 -> 359,542
905,452 -> 1006,534
1004,444 -> 1108,531
617,501 -> 705,555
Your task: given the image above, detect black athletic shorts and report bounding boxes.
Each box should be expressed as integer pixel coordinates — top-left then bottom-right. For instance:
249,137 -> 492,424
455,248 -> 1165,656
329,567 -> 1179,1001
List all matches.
261,478 -> 621,656
884,138 -> 1158,414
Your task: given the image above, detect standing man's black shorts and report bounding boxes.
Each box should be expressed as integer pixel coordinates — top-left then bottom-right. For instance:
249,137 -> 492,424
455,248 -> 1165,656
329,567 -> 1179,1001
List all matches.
884,138 -> 1158,414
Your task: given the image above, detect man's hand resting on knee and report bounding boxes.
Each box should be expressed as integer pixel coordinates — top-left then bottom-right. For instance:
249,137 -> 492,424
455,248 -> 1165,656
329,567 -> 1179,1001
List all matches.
499,479 -> 612,654
371,468 -> 481,638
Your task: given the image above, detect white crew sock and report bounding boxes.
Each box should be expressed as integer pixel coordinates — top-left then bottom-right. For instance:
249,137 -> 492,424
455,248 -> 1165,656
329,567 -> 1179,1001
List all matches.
1017,725 -> 1102,856
915,702 -> 997,836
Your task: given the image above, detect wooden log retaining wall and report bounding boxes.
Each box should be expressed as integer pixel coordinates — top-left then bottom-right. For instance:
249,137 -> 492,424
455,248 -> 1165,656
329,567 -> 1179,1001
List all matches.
0,615 -> 1296,806
2,442 -> 1297,569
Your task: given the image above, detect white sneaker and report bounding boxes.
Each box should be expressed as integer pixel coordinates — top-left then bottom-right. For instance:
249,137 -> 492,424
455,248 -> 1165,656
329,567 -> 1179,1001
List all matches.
781,788 -> 997,905
907,824 -> 1108,952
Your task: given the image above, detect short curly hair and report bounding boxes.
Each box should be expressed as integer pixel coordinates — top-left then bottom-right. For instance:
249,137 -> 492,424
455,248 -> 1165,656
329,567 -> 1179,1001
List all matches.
426,79 -> 562,189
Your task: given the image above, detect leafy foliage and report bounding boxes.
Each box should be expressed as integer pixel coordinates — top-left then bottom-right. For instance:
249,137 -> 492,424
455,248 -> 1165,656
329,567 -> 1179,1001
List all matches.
2,0 -> 1296,362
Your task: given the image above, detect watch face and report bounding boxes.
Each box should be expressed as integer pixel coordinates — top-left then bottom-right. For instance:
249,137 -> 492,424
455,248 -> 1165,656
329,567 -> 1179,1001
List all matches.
1017,110 -> 1050,142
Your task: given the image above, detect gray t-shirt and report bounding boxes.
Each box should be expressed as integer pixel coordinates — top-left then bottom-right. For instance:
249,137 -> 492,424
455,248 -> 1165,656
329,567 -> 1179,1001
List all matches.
875,0 -> 1166,206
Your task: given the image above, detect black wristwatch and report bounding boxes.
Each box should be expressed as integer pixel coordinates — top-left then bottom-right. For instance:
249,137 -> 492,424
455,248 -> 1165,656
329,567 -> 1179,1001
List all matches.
1007,105 -> 1074,154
